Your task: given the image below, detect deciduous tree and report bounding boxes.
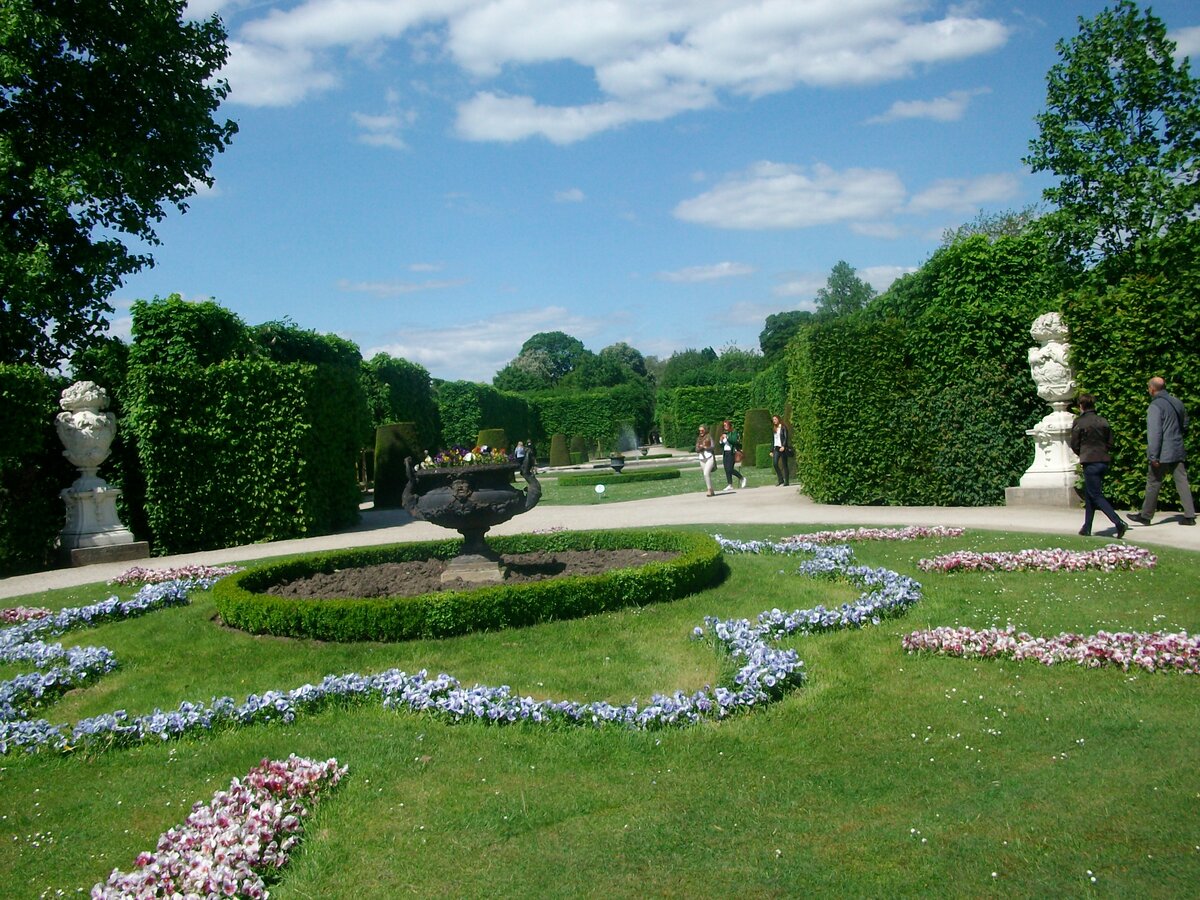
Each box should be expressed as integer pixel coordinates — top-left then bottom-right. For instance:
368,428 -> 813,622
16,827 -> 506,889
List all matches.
1,0 -> 237,367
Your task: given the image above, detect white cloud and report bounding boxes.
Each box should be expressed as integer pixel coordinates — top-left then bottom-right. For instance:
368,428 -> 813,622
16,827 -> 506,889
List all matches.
337,278 -> 470,297
1172,26 -> 1200,62
674,161 -> 906,230
908,172 -> 1019,214
351,94 -> 416,150
362,305 -> 606,382
657,262 -> 755,283
220,0 -> 1009,146
772,273 -> 827,298
859,264 -> 916,292
555,188 -> 586,203
867,87 -> 990,124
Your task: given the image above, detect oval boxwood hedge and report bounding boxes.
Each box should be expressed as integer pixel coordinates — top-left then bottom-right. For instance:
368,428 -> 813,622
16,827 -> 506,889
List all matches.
212,529 -> 724,642
557,468 -> 681,487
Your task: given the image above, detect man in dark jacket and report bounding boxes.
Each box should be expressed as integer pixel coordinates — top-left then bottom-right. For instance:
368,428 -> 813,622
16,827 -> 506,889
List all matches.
1069,395 -> 1127,537
1129,377 -> 1196,526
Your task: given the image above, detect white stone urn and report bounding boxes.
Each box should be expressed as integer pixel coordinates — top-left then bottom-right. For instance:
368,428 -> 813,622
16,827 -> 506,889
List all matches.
1016,313 -> 1078,492
55,381 -> 137,551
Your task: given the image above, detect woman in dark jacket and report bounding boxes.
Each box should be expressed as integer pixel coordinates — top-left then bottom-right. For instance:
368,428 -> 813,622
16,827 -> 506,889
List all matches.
1069,394 -> 1127,537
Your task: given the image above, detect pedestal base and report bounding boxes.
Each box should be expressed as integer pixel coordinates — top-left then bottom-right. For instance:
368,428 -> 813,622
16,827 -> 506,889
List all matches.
440,554 -> 504,584
64,541 -> 151,568
1005,486 -> 1081,508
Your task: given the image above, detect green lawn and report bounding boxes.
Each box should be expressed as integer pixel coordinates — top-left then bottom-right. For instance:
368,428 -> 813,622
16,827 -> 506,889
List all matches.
1,525 -> 1197,898
538,458 -> 757,504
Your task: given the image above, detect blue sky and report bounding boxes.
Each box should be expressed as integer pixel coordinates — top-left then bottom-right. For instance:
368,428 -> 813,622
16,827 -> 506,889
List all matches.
109,1 -> 1200,383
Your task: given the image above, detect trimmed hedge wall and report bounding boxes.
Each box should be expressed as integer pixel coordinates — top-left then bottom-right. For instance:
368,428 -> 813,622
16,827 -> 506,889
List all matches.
0,364 -> 73,575
655,383 -> 752,449
532,382 -> 654,453
374,422 -> 419,509
549,433 -> 570,467
557,468 -> 682,486
437,381 -> 535,450
212,529 -> 725,642
742,409 -> 772,468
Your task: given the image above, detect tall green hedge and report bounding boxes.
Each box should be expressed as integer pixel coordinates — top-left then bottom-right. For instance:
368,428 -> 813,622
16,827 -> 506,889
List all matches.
532,382 -> 653,454
655,383 -> 752,449
362,354 -> 440,452
549,433 -> 570,467
373,422 -> 420,509
1063,226 -> 1200,509
741,408 -> 772,469
0,365 -> 73,575
788,233 -> 1063,506
437,381 -> 536,450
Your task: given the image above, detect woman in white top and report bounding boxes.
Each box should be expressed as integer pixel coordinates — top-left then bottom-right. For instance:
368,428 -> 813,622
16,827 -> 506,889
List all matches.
695,424 -> 716,497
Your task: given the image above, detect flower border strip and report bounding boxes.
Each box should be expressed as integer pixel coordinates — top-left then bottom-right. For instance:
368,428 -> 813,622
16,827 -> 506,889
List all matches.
902,626 -> 1200,674
917,544 -> 1156,573
109,564 -> 243,586
92,754 -> 346,899
781,526 -> 964,545
3,537 -> 924,753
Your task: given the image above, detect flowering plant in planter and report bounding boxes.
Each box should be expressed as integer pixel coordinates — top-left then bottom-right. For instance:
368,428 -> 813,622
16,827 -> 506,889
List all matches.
419,444 -> 510,468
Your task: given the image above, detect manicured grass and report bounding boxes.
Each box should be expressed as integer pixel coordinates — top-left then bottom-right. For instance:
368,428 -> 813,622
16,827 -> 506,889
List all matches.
539,459 -> 761,504
1,525 -> 1197,898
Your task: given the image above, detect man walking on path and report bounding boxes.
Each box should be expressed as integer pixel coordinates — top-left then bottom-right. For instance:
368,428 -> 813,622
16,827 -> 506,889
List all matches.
1129,377 -> 1196,526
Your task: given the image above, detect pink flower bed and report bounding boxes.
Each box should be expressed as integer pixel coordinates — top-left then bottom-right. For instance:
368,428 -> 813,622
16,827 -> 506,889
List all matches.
903,626 -> 1199,673
1,606 -> 51,624
783,526 -> 964,545
92,755 -> 346,899
109,565 -> 243,586
917,544 -> 1156,573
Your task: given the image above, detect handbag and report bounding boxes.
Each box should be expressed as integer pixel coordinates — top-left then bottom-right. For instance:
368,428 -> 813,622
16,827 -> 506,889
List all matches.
734,449 -> 744,464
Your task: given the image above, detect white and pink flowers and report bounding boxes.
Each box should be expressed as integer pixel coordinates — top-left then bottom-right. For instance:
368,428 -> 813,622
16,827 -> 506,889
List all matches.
109,564 -> 243,586
1,605 -> 50,624
783,526 -> 964,545
903,626 -> 1199,674
92,754 -> 347,899
917,544 -> 1156,573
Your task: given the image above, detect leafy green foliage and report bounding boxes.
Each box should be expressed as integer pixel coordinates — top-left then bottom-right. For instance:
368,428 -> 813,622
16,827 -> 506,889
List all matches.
129,295 -> 252,368
373,423 -> 420,510
759,310 -> 813,360
0,1 -> 237,367
436,381 -> 536,450
1063,223 -> 1200,508
548,433 -> 570,467
655,384 -> 752,448
1024,0 -> 1200,271
741,409 -> 772,469
534,382 -> 654,453
361,353 -> 439,451
814,260 -> 876,319
0,363 -> 71,574
790,233 -> 1064,505
212,530 -> 724,642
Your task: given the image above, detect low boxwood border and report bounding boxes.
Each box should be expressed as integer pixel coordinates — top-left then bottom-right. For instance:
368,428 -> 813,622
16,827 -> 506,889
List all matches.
557,468 -> 681,487
212,529 -> 724,642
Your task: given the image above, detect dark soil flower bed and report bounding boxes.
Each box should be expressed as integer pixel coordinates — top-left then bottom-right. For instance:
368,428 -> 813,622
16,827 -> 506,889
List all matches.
266,549 -> 677,599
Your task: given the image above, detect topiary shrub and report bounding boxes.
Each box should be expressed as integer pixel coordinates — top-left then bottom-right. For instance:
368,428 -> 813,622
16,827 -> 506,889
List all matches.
212,529 -> 725,642
548,433 -> 570,467
374,422 -> 419,509
476,427 -> 508,452
568,434 -> 588,461
742,409 -> 771,467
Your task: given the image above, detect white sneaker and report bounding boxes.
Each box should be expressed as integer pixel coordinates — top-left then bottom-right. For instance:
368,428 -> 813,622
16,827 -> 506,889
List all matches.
740,477 -> 747,489
721,485 -> 734,492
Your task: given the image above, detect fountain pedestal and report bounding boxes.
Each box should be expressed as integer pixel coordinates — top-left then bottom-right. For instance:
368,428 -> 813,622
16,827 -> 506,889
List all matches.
402,455 -> 541,583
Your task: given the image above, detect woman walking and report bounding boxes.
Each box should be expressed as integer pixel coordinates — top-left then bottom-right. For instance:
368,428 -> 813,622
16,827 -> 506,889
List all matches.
770,414 -> 790,486
1069,394 -> 1127,537
719,420 -> 746,491
696,424 -> 716,497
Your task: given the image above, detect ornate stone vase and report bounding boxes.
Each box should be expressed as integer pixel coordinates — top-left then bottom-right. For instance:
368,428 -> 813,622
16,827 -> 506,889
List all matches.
402,456 -> 541,582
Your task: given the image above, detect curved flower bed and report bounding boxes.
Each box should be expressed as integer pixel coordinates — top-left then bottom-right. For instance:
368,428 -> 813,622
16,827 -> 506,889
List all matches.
781,526 -> 964,545
2,537 -> 925,754
903,626 -> 1200,673
109,564 -> 243,586
917,544 -> 1156,573
2,605 -> 50,624
92,755 -> 346,899
213,529 -> 724,642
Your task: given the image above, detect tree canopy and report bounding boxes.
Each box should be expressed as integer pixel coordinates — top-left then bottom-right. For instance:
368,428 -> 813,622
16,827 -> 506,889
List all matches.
1024,0 -> 1200,271
759,310 -> 813,360
1,0 -> 238,368
814,261 -> 876,319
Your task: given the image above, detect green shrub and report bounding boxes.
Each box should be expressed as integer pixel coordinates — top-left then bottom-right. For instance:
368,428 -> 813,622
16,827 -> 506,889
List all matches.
569,434 -> 588,461
476,427 -> 509,453
212,530 -> 725,642
569,452 -> 584,465
437,382 -> 535,450
742,409 -> 772,467
549,433 -> 570,467
374,422 -> 419,509
558,469 -> 681,486
532,383 -> 654,452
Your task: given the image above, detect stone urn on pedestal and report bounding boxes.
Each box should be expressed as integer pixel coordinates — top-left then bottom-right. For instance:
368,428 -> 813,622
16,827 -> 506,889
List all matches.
402,452 -> 542,583
55,382 -> 149,565
1005,313 -> 1081,508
